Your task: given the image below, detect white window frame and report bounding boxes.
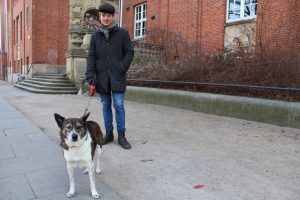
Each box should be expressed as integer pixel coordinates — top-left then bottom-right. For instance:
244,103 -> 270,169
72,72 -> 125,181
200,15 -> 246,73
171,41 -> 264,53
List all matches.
134,3 -> 147,39
226,0 -> 257,23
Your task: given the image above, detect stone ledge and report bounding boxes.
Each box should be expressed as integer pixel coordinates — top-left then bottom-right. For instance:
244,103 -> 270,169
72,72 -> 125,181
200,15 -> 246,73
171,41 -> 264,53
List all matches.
125,86 -> 300,129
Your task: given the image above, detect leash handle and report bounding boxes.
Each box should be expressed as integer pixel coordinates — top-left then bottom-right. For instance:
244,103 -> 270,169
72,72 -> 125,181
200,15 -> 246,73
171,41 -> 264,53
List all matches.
89,80 -> 96,96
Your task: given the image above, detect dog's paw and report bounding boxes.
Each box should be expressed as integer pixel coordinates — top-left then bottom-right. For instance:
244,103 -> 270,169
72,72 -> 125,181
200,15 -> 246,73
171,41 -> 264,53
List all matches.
66,190 -> 76,198
92,191 -> 100,199
83,168 -> 89,174
95,168 -> 102,174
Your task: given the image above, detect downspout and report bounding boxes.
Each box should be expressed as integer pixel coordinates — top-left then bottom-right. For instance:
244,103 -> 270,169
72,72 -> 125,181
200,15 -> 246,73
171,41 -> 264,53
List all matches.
198,0 -> 203,53
23,0 -> 25,74
119,0 -> 123,27
167,0 -> 169,31
196,0 -> 200,54
11,0 -> 14,81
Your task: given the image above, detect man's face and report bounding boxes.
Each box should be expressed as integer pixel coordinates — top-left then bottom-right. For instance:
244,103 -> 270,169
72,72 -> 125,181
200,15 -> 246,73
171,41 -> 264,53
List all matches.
99,12 -> 115,26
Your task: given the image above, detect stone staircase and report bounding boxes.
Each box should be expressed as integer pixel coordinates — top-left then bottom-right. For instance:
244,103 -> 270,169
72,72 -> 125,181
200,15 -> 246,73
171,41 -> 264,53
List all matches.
14,74 -> 78,94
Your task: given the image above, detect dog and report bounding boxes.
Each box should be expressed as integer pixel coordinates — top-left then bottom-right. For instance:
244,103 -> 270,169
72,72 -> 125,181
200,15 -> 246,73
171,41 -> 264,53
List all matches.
54,112 -> 103,199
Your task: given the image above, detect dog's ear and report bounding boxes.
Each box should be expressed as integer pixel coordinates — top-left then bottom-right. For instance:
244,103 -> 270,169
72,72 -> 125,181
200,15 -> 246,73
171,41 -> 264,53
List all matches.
54,113 -> 65,128
81,112 -> 90,121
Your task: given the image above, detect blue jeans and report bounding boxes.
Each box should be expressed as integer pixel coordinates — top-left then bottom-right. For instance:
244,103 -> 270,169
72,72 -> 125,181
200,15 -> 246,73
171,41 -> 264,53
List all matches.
100,92 -> 126,133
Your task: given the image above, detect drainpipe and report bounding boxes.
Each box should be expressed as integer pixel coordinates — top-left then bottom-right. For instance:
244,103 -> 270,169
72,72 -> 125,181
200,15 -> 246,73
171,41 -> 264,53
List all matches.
119,0 -> 123,27
11,0 -> 14,83
198,0 -> 203,53
23,0 -> 25,75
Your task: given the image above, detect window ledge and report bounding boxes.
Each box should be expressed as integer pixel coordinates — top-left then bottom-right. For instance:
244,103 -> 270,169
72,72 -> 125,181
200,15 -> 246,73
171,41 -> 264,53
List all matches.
133,36 -> 146,42
225,18 -> 257,27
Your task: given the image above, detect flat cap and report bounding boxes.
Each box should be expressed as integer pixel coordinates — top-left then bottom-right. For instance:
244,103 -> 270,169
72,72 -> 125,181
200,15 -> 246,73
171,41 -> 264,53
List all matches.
98,3 -> 115,14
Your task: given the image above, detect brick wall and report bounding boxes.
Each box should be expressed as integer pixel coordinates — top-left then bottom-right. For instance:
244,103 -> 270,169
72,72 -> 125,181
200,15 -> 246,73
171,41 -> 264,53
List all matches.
122,0 -> 226,56
0,0 -> 7,79
122,0 -> 299,59
256,0 -> 300,58
7,0 -> 68,74
32,0 -> 68,65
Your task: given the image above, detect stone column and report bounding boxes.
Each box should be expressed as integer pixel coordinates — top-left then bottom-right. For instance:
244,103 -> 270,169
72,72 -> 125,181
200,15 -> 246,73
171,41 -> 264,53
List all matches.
66,0 -> 118,88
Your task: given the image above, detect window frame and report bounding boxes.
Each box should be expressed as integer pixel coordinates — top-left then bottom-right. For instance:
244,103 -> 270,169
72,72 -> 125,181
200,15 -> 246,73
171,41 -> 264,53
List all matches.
134,3 -> 147,39
226,0 -> 258,23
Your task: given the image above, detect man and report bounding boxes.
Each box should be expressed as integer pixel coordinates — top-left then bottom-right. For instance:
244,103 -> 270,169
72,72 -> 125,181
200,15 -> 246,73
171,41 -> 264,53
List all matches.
86,3 -> 134,149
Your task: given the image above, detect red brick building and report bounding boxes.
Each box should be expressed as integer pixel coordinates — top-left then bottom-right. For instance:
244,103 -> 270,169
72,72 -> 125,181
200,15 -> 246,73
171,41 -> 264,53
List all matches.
121,0 -> 300,58
0,0 -> 8,80
5,0 -> 68,78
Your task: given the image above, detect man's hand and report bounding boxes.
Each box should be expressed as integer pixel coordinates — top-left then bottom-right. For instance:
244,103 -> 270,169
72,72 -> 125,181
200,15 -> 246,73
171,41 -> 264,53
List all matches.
87,79 -> 94,86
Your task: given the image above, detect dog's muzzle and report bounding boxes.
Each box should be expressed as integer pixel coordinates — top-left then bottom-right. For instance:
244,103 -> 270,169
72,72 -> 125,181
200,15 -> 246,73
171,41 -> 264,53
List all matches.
71,133 -> 78,141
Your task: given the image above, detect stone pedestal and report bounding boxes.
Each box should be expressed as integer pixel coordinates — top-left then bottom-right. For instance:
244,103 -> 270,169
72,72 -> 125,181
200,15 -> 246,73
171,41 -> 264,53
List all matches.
66,0 -> 119,88
66,56 -> 87,87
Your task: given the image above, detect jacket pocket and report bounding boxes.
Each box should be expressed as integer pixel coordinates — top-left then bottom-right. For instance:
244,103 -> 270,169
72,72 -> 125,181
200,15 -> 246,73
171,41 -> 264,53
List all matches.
118,61 -> 126,74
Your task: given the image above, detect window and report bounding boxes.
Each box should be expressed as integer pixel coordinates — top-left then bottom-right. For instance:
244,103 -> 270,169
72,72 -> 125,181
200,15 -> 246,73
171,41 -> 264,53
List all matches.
13,19 -> 16,44
20,12 -> 22,41
134,3 -> 147,39
16,16 -> 19,44
26,5 -> 30,29
21,59 -> 23,74
227,0 -> 257,22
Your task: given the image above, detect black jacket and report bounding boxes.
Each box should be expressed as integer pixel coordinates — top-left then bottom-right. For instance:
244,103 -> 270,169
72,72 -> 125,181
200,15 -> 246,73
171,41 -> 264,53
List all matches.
86,27 -> 134,93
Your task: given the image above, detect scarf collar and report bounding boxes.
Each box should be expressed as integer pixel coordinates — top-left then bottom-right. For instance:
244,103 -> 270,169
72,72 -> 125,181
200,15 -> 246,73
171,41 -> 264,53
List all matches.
99,21 -> 118,40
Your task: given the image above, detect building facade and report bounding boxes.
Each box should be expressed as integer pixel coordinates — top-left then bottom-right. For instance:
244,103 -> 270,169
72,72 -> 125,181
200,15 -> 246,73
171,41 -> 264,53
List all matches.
5,0 -> 69,81
3,0 -> 118,82
121,0 -> 300,59
0,0 -> 8,80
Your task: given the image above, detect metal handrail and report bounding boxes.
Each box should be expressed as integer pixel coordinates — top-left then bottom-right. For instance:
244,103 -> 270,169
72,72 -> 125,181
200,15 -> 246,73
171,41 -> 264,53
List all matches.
127,78 -> 300,93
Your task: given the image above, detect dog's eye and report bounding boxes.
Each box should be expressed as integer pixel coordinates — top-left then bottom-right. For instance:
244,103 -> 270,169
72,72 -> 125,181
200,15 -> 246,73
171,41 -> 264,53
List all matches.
66,125 -> 72,130
76,125 -> 82,129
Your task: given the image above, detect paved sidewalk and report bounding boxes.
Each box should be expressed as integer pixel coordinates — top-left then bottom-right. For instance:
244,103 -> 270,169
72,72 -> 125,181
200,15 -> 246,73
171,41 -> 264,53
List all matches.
0,82 -> 123,200
1,81 -> 300,200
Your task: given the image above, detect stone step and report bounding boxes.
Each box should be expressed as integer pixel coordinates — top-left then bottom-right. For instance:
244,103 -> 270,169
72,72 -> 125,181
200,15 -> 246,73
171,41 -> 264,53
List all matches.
33,75 -> 68,80
33,73 -> 67,77
24,79 -> 75,87
30,77 -> 71,83
17,82 -> 77,91
14,84 -> 78,94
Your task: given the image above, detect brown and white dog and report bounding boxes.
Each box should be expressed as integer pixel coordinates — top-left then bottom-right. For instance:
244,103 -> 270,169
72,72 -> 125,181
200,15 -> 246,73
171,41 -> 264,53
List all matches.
54,112 -> 103,199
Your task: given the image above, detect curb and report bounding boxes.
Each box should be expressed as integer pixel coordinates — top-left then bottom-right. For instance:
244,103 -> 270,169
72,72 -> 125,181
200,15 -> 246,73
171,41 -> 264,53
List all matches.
125,86 -> 300,129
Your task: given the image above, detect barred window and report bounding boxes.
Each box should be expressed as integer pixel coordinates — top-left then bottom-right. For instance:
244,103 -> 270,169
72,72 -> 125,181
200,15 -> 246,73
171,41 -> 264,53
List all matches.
227,0 -> 257,22
134,3 -> 147,39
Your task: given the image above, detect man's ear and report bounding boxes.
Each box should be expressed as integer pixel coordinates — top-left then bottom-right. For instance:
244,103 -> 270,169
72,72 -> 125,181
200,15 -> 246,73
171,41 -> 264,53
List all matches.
54,113 -> 65,129
81,112 -> 90,121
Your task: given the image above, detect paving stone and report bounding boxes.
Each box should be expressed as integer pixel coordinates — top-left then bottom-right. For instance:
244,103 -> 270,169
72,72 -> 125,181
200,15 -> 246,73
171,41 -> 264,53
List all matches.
0,175 -> 36,200
26,132 -> 49,142
0,99 -> 17,112
0,129 -> 5,145
3,126 -> 43,136
25,167 -> 69,197
2,128 -> 44,146
0,111 -> 24,120
0,118 -> 36,129
0,144 -> 15,160
0,141 -> 65,179
30,170 -> 124,200
2,130 -> 32,146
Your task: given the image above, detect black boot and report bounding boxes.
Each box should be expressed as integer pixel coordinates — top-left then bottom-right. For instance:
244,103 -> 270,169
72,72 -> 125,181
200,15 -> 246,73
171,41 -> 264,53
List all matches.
118,132 -> 131,149
103,131 -> 114,145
